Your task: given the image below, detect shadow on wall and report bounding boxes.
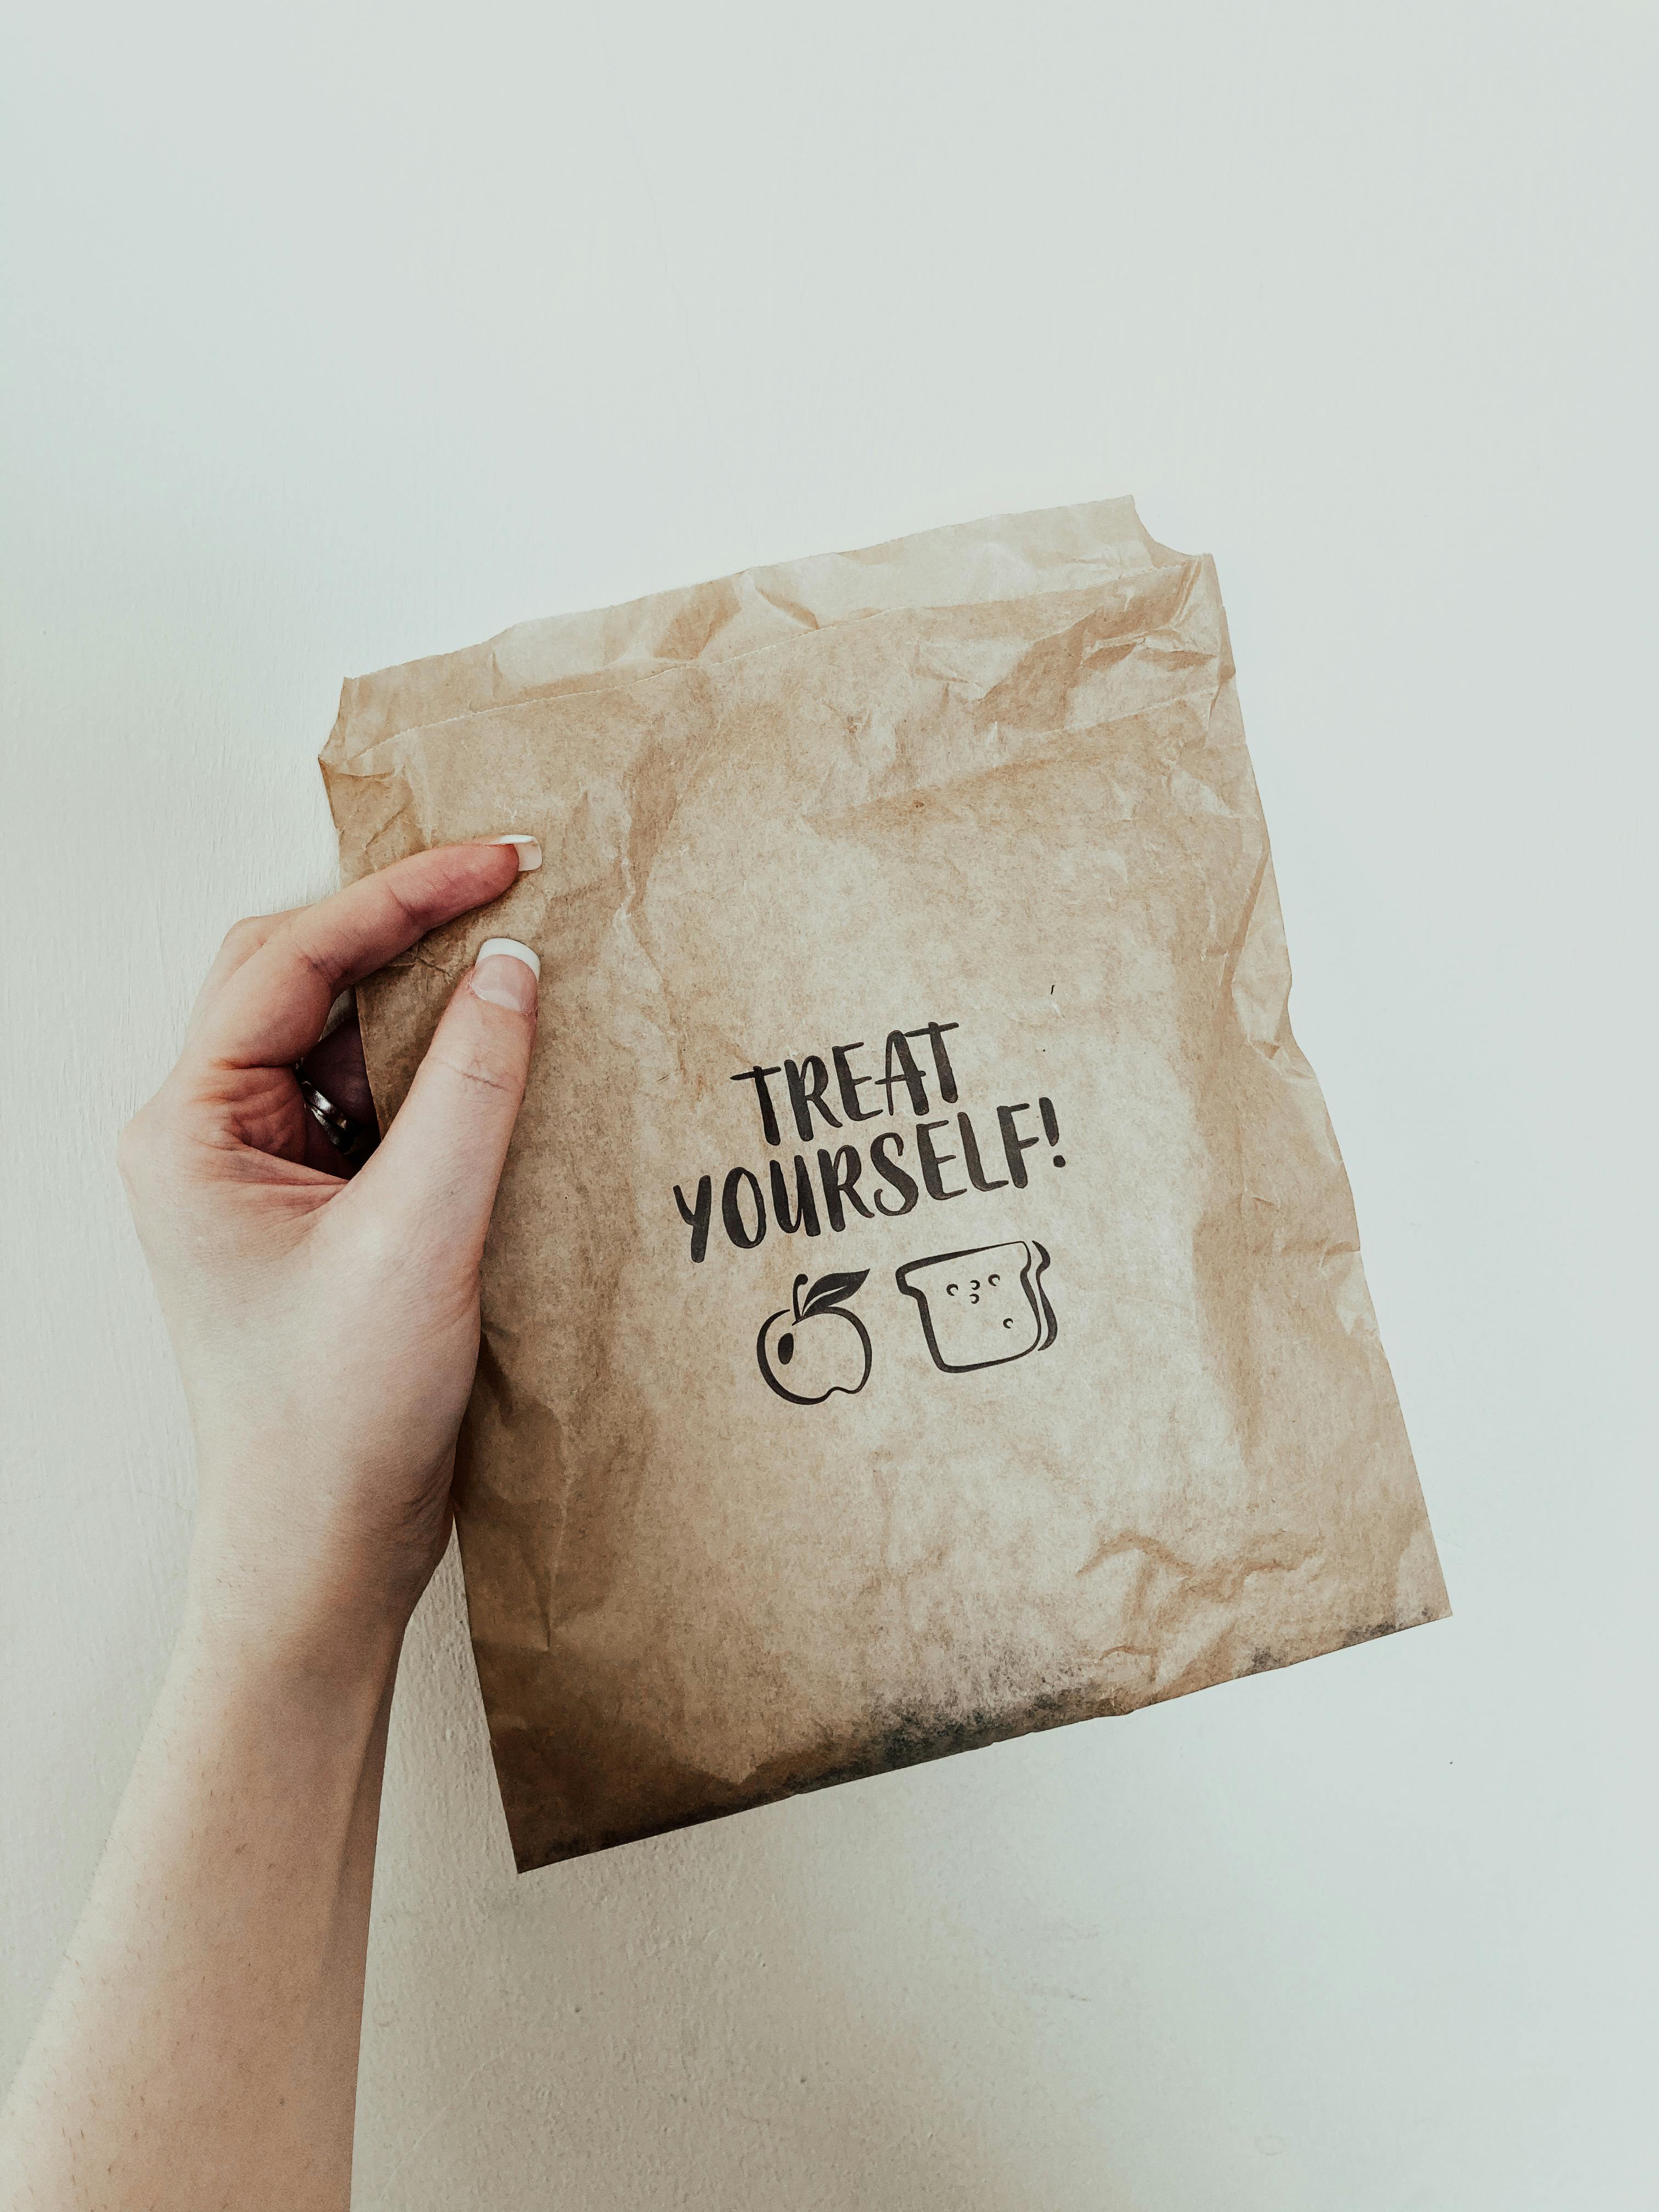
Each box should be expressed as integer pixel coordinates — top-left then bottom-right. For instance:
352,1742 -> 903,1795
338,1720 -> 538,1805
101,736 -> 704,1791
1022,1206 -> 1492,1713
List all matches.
351,1544 -> 1124,2212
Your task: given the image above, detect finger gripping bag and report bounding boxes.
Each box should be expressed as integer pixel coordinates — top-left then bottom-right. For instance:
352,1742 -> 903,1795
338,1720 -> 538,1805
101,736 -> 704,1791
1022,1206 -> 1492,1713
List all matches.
321,499 -> 1448,1872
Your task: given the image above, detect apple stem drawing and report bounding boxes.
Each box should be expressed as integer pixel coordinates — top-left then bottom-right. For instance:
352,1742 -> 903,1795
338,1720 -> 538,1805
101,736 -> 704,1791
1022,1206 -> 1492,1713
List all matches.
757,1271 -> 873,1404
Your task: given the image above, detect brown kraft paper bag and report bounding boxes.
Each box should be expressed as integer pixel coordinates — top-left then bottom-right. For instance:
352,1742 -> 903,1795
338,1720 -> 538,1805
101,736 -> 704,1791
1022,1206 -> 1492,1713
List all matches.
320,498 -> 1448,1871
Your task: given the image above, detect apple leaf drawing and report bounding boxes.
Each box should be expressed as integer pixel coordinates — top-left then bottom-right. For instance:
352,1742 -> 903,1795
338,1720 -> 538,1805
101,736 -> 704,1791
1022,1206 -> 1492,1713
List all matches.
797,1269 -> 868,1318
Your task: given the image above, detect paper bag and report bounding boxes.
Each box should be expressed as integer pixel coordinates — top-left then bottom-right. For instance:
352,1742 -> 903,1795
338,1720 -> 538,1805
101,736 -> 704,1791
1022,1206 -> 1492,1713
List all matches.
321,499 -> 1448,1871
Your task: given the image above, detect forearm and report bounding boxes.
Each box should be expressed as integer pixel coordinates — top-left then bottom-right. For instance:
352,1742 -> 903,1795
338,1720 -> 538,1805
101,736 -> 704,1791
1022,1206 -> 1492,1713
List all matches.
2,845 -> 535,2205
0,1597 -> 401,2210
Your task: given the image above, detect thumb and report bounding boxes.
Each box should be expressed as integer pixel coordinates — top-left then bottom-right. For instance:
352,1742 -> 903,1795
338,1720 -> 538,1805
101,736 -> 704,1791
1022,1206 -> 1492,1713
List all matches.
358,938 -> 539,1259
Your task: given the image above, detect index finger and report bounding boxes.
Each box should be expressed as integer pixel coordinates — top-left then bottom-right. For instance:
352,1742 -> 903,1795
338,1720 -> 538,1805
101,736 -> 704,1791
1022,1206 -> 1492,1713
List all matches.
185,842 -> 533,1072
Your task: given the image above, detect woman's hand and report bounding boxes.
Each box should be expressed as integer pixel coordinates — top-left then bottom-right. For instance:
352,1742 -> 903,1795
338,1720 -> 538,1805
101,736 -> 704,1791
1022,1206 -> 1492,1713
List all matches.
0,838 -> 547,2211
117,838 -> 542,1672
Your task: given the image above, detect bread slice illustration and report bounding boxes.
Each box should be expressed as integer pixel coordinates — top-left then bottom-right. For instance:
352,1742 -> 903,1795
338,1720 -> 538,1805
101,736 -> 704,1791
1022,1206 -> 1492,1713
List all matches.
895,1240 -> 1057,1374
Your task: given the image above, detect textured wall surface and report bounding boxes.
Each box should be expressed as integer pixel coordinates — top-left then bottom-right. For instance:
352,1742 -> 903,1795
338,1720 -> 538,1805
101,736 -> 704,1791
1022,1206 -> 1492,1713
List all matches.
3,5 -> 1654,2207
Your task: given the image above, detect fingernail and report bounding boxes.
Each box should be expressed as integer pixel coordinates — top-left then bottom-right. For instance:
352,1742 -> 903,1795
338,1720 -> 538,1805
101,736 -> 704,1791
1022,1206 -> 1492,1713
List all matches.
490,834 -> 542,872
472,938 -> 540,1011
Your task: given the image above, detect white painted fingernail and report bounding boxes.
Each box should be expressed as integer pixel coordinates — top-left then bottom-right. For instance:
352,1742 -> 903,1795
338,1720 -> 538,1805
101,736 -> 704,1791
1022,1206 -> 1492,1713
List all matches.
472,939 -> 539,1013
490,835 -> 542,872
477,936 -> 540,979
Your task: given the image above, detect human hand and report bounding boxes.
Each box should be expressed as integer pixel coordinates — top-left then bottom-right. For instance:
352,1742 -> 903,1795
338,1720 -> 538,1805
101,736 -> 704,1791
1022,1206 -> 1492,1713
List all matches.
118,840 -> 543,1675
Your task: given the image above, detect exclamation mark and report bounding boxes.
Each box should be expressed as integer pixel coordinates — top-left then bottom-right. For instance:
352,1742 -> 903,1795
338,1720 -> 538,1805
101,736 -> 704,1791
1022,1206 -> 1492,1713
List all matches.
1040,1096 -> 1064,1167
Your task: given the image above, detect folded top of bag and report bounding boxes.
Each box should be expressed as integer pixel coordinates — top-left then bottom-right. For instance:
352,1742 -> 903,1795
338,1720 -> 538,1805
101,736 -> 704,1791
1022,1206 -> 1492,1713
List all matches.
328,496 -> 1185,756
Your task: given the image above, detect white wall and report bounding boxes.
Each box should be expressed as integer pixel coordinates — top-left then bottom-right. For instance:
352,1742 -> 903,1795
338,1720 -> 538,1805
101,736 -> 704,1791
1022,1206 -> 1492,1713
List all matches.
4,4 -> 1654,2205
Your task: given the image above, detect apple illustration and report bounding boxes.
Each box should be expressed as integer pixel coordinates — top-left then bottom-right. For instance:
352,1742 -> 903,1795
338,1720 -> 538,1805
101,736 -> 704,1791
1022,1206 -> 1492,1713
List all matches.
756,1271 -> 872,1405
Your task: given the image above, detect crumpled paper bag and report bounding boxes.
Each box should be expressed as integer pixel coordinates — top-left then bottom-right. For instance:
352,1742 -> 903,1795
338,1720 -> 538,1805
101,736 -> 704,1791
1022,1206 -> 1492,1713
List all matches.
321,499 -> 1448,1871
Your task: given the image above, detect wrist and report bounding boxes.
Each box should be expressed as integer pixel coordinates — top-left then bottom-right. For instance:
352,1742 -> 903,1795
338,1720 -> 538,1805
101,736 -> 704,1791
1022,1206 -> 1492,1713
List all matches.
168,1611 -> 405,1790
179,1537 -> 411,1715
182,1431 -> 452,1691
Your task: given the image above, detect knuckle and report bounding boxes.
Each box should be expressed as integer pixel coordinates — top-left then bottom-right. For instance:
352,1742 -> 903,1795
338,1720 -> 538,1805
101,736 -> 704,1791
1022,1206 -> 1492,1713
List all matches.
292,935 -> 343,991
115,1101 -> 162,1189
116,1088 -> 189,1192
323,1198 -> 401,1280
221,914 -> 269,959
431,981 -> 535,1097
435,1043 -> 517,1099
